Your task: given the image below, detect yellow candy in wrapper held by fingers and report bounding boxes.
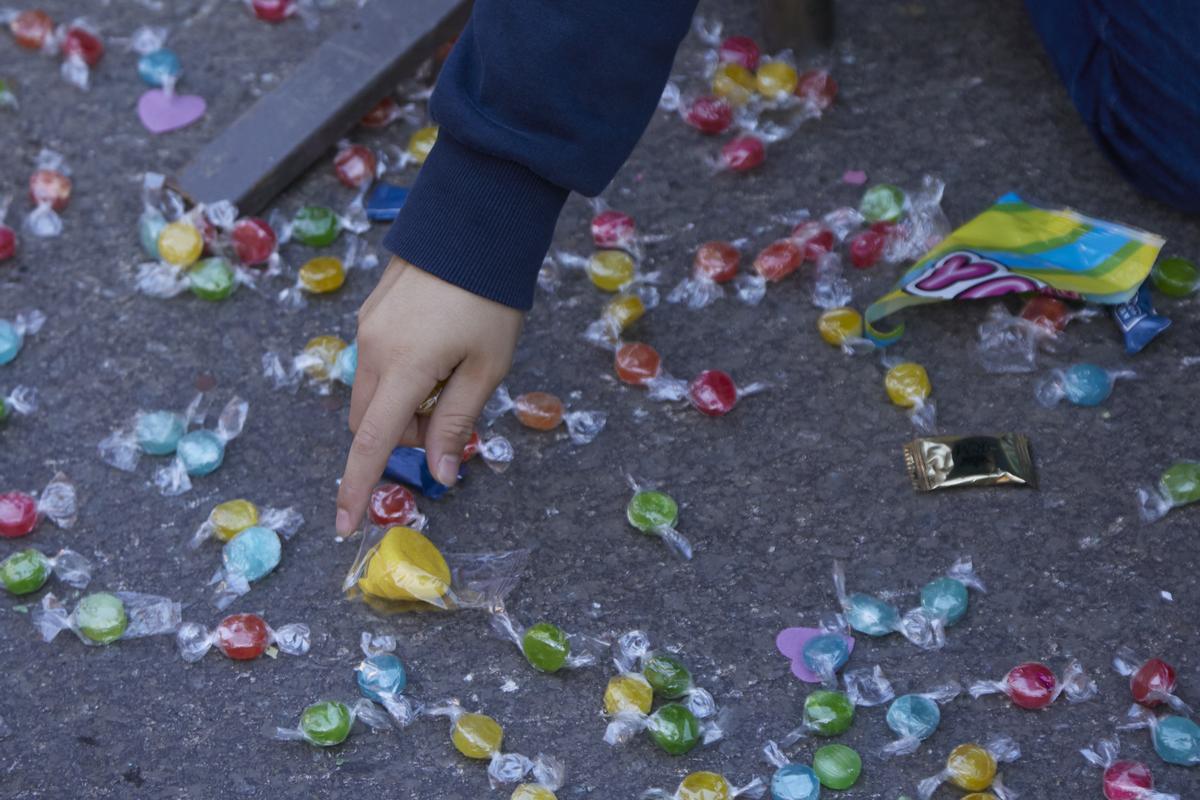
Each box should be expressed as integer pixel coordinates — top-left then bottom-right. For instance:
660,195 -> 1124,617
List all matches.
301,336 -> 348,381
357,527 -> 451,603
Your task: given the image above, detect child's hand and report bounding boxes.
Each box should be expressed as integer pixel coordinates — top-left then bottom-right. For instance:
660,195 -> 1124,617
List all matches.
335,256 -> 523,537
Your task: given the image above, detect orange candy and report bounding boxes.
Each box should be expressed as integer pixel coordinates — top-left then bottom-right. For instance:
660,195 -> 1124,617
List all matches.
29,171 -> 71,211
10,10 -> 53,49
514,392 -> 563,431
614,342 -> 662,385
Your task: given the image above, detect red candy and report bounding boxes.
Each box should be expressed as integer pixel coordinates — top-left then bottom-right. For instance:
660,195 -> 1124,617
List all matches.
718,35 -> 760,71
614,342 -> 662,386
0,492 -> 38,538
1102,760 -> 1154,800
231,217 -> 277,266
29,170 -> 71,211
360,97 -> 399,128
1020,295 -> 1071,333
684,96 -> 733,135
60,26 -> 104,67
849,229 -> 886,269
216,613 -> 270,660
9,9 -> 53,49
0,225 -> 15,262
754,239 -> 802,282
368,483 -> 419,527
796,69 -> 838,110
1129,658 -> 1177,708
688,370 -> 738,416
720,137 -> 765,172
1005,662 -> 1058,709
791,221 -> 835,263
251,0 -> 294,22
591,210 -> 636,249
334,144 -> 377,188
693,241 -> 739,283
462,431 -> 482,461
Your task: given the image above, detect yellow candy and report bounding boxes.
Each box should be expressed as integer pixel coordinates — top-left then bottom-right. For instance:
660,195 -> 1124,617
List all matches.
817,307 -> 864,346
604,673 -> 653,715
946,744 -> 997,792
451,712 -> 503,759
209,499 -> 259,542
511,786 -> 557,800
408,125 -> 439,165
298,257 -> 346,294
962,795 -> 999,800
357,526 -> 451,603
604,294 -> 645,332
157,221 -> 204,267
712,62 -> 755,106
755,61 -> 798,99
677,772 -> 731,800
587,250 -> 636,292
885,362 -> 931,408
301,335 -> 348,380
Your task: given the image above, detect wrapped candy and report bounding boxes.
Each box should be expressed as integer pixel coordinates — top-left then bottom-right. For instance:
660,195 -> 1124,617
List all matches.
136,173 -> 170,259
976,302 -> 1062,374
277,235 -> 378,311
795,624 -> 854,687
816,307 -> 866,351
231,216 -> 281,270
1081,736 -> 1180,800
1112,282 -> 1171,355
812,744 -> 862,790
0,308 -> 44,365
262,335 -> 355,394
0,385 -> 36,423
490,602 -> 599,673
626,477 -> 693,560
884,361 -> 936,432
753,239 -> 803,283
582,287 -> 659,347
383,446 -> 460,499
1035,363 -> 1134,407
0,194 -> 16,261
153,396 -> 249,496
190,500 -> 303,549
1137,461 -> 1200,523
355,632 -> 419,724
612,630 -> 717,718
209,510 -> 303,609
810,251 -> 853,312
668,240 -> 743,309
4,9 -> 55,50
881,682 -> 962,757
604,701 -> 725,756
509,754 -> 565,800
1112,648 -> 1190,713
1151,256 -> 1199,298
780,667 -> 895,744
276,201 -> 369,249
1120,706 -> 1200,767
57,19 -> 105,90
644,772 -> 765,800
33,591 -> 181,646
590,208 -> 636,250
969,659 -> 1097,709
796,69 -> 838,111
343,525 -> 528,614
129,26 -> 181,89
136,256 -> 247,301
25,148 -> 71,238
860,184 -> 905,224
333,141 -> 379,189
0,547 -> 90,595
614,341 -> 663,386
367,483 -> 426,530
484,385 -> 606,445
273,698 -> 392,747
98,392 -> 207,471
718,136 -> 766,172
176,613 -> 310,662
920,556 -> 985,627
394,125 -> 439,168
646,369 -> 767,416
831,561 -> 940,648
917,737 -> 1019,800
762,740 -> 820,800
0,473 -> 76,538
553,248 -> 658,294
364,182 -> 410,222
427,701 -> 544,787
756,56 -> 799,101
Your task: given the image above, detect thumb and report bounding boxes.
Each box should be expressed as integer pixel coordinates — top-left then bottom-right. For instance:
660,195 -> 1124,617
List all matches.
424,360 -> 498,487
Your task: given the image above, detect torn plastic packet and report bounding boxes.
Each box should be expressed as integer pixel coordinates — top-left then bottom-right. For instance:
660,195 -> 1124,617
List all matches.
1,547 -> 91,595
154,396 -> 249,496
882,681 -> 962,757
483,385 -> 606,445
176,613 -> 310,662
1119,705 -> 1200,767
490,600 -> 602,673
831,561 -> 942,649
1080,735 -> 1180,800
33,590 -> 181,646
98,392 -> 208,473
625,476 -> 693,560
356,632 -> 420,725
191,500 -> 303,549
272,698 -> 392,748
208,508 -> 303,609
969,659 -> 1097,709
917,736 -> 1020,800
0,308 -> 45,365
427,701 -> 545,788
644,772 -> 765,800
0,472 -> 76,538
1112,647 -> 1191,714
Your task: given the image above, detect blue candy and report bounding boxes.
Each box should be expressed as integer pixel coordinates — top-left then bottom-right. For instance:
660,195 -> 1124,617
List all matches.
802,633 -> 850,680
137,48 -> 182,87
384,446 -> 463,499
1061,363 -> 1114,406
921,577 -> 968,625
138,208 -> 167,259
222,526 -> 282,583
771,764 -> 821,800
357,653 -> 407,703
333,341 -> 357,386
0,320 -> 22,365
1153,715 -> 1200,766
135,410 -> 186,456
176,430 -> 225,476
844,593 -> 900,637
365,183 -> 410,222
886,694 -> 941,741
1112,282 -> 1170,355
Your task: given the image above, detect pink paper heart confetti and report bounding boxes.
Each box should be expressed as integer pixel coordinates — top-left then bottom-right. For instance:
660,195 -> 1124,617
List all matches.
137,89 -> 206,134
776,626 -> 855,683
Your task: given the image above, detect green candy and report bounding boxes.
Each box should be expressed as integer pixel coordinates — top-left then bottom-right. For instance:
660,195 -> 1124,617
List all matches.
0,549 -> 50,595
75,592 -> 128,644
291,206 -> 339,248
647,703 -> 699,755
643,653 -> 691,698
1151,256 -> 1199,298
859,184 -> 906,222
1160,462 -> 1200,507
187,257 -> 237,301
813,744 -> 862,789
521,622 -> 570,673
626,490 -> 677,533
804,690 -> 854,736
299,701 -> 353,746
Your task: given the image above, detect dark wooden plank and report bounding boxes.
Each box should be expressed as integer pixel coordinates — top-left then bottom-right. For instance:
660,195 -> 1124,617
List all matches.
172,0 -> 469,214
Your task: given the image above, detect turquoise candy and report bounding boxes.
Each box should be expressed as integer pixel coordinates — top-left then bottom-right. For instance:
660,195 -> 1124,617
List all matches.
177,429 -> 225,476
222,526 -> 282,582
845,592 -> 900,636
135,410 -> 186,455
921,577 -> 969,625
333,342 -> 357,386
0,320 -> 21,365
770,764 -> 821,800
886,694 -> 941,741
137,48 -> 182,87
802,633 -> 850,678
1153,715 -> 1200,766
138,208 -> 167,259
356,653 -> 406,703
1061,363 -> 1113,406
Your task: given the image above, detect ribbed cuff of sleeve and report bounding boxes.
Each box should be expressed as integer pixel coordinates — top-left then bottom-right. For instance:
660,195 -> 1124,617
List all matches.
381,131 -> 569,311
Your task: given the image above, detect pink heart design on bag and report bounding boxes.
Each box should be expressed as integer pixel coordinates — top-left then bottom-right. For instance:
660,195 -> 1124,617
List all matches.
137,90 -> 206,134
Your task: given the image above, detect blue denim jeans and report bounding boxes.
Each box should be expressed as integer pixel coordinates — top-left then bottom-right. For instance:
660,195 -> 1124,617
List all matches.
1026,1 -> 1200,212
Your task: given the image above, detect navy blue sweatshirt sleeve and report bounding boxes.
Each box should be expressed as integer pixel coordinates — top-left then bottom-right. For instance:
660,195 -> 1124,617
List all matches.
382,0 -> 699,310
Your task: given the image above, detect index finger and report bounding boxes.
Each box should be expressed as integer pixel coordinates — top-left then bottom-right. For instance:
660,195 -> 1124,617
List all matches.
335,375 -> 434,537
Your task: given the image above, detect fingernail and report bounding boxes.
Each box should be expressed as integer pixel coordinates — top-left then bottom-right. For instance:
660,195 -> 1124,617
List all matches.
335,508 -> 350,536
438,455 -> 460,486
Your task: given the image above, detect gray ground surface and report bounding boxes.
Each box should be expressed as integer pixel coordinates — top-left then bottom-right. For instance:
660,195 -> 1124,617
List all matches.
1,1 -> 1197,798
